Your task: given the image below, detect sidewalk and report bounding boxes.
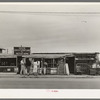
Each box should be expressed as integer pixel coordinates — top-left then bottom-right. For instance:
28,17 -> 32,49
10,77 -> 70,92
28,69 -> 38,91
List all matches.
0,73 -> 100,78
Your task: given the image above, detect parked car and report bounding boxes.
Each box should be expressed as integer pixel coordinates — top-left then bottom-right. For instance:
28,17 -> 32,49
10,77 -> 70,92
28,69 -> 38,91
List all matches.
76,63 -> 90,75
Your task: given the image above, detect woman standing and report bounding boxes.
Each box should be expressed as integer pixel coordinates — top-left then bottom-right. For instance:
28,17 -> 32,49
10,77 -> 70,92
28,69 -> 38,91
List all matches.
64,63 -> 70,75
32,59 -> 38,76
43,62 -> 48,75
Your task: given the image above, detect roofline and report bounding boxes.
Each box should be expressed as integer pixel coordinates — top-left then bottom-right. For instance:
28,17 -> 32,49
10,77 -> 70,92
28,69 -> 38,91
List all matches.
0,48 -> 6,50
32,52 -> 99,54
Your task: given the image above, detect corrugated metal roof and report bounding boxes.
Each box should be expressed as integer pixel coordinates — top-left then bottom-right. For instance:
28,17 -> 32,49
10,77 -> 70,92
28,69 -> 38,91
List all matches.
23,53 -> 74,58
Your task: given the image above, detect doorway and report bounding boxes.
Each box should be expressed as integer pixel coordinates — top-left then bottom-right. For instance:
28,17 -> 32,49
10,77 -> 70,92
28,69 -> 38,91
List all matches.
17,56 -> 22,74
67,57 -> 75,74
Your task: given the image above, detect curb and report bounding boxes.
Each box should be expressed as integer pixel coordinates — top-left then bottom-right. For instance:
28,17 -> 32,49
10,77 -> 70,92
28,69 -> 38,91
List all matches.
0,75 -> 99,78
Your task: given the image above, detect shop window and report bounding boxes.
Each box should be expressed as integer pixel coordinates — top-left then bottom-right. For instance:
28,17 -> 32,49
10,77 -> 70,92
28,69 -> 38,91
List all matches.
44,59 -> 53,68
0,58 -> 16,66
44,59 -> 59,68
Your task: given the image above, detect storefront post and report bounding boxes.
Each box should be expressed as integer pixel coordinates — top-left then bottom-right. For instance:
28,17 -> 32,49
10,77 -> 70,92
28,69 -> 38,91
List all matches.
57,59 -> 60,75
41,58 -> 43,75
16,56 -> 18,73
53,58 -> 54,68
95,53 -> 99,75
16,57 -> 17,67
74,57 -> 76,74
64,57 -> 66,75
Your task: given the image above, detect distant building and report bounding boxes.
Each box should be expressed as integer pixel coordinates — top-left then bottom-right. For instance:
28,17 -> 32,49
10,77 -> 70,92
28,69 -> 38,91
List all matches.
0,48 -> 6,53
23,52 -> 99,75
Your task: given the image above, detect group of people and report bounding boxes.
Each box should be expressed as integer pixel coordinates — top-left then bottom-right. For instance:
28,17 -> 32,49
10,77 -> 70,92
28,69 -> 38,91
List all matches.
20,58 -> 41,77
20,57 -> 70,77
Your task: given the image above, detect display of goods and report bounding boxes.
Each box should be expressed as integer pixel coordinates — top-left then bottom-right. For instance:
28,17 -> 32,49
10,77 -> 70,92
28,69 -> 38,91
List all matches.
97,71 -> 100,75
50,68 -> 57,74
89,68 -> 96,75
96,68 -> 100,75
76,63 -> 90,74
14,67 -> 18,73
46,69 -> 50,74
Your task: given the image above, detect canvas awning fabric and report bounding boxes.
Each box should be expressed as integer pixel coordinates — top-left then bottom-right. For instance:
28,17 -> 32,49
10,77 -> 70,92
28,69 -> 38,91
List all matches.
22,53 -> 74,59
0,54 -> 17,58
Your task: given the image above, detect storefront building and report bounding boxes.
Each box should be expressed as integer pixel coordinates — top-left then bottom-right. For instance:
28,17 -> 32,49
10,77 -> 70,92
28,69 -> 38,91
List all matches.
74,52 -> 99,75
23,53 -> 75,75
0,52 -> 99,75
0,54 -> 17,72
24,52 -> 98,75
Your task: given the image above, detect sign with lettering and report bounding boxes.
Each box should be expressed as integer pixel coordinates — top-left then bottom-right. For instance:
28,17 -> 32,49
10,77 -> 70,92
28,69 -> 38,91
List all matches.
14,47 -> 31,55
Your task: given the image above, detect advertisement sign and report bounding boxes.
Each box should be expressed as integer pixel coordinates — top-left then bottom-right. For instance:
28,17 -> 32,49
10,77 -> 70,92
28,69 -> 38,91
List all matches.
14,47 -> 31,55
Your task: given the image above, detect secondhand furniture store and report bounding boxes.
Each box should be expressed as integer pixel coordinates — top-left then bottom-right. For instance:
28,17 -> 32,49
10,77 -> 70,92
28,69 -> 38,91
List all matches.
0,52 -> 99,75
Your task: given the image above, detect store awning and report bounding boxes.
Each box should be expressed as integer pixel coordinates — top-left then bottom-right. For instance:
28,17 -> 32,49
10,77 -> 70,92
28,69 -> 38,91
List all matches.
0,54 -> 17,58
22,53 -> 74,58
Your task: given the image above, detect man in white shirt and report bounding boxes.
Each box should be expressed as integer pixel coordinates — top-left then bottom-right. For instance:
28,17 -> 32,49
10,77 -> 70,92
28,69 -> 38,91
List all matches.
20,58 -> 26,76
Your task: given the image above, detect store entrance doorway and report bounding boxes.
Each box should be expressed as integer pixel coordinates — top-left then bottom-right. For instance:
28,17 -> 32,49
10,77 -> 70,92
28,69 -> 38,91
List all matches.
67,57 -> 75,74
17,56 -> 22,74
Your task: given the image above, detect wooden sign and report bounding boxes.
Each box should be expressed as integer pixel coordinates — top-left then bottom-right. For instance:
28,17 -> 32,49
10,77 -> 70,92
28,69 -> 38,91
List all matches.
14,47 -> 31,55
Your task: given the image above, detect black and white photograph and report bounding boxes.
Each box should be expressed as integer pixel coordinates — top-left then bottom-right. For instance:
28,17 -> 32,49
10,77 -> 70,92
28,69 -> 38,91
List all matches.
1,3 -> 100,94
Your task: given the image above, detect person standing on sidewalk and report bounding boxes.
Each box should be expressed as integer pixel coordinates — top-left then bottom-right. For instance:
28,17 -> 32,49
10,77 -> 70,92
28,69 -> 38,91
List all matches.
33,59 -> 38,76
31,58 -> 34,75
26,58 -> 31,76
37,61 -> 40,74
20,58 -> 26,77
64,63 -> 70,75
43,62 -> 48,75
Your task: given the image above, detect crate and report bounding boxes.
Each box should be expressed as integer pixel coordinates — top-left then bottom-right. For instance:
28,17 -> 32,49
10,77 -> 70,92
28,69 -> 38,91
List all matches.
14,67 -> 18,73
96,68 -> 100,75
38,68 -> 42,75
46,68 -> 51,74
97,71 -> 100,75
76,63 -> 90,74
50,68 -> 57,74
89,68 -> 96,75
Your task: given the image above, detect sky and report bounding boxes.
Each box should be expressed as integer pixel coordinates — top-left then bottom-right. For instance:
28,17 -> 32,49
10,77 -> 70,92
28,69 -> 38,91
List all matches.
0,3 -> 100,53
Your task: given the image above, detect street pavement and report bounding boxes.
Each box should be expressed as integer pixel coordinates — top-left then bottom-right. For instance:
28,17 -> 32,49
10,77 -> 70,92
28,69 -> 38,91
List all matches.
0,73 -> 100,89
0,73 -> 100,78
